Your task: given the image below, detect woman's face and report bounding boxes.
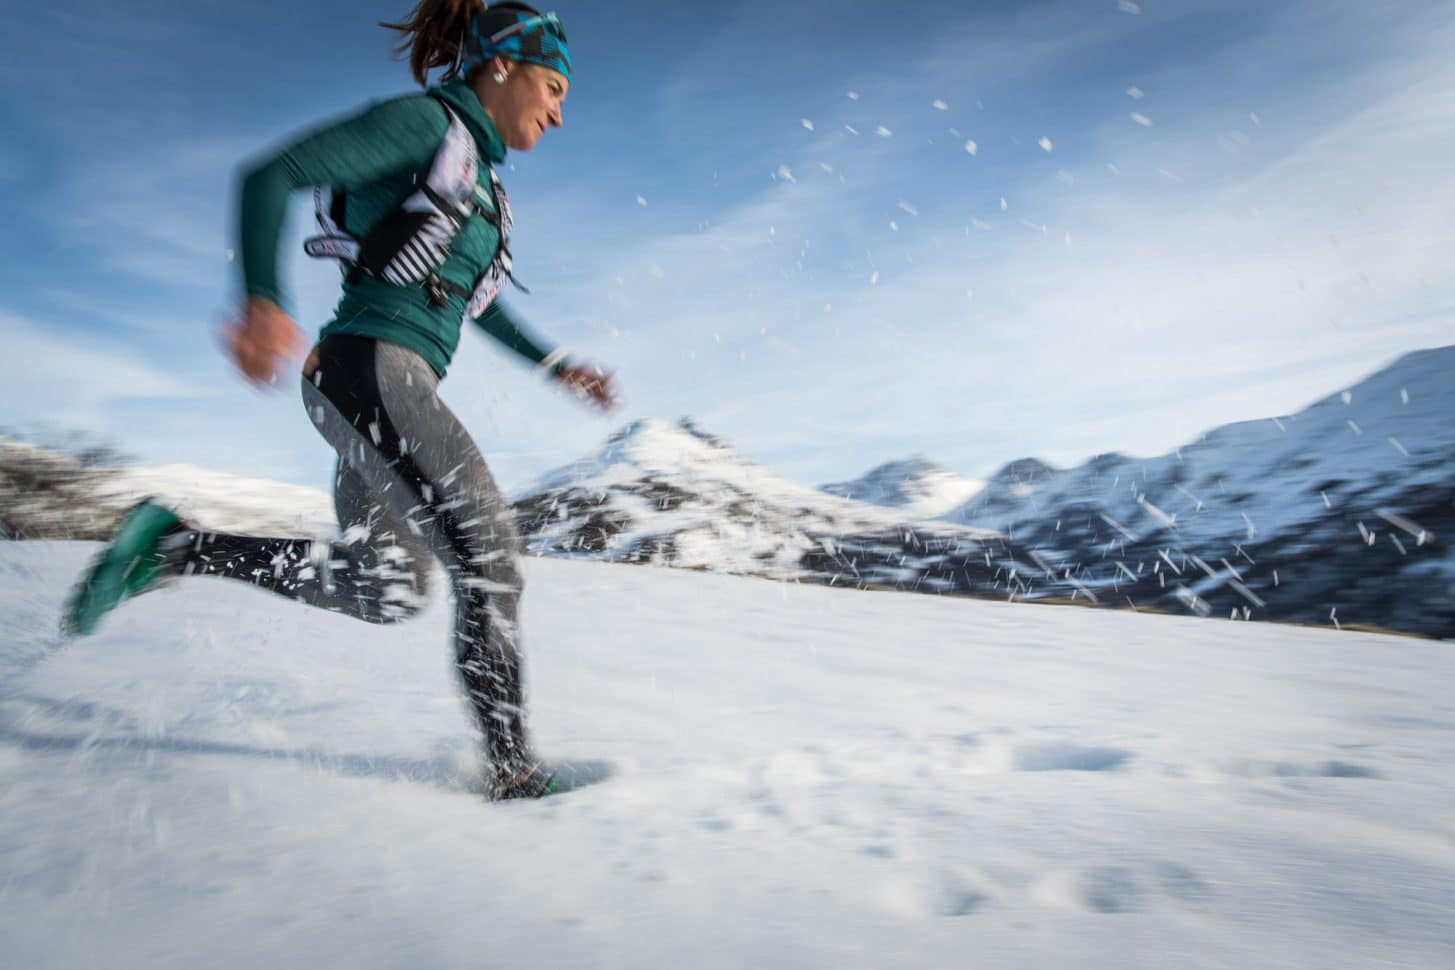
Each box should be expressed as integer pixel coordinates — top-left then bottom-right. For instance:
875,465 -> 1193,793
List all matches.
488,61 -> 568,152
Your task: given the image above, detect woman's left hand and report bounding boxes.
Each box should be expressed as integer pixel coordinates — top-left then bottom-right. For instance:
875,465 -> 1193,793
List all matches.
555,362 -> 620,412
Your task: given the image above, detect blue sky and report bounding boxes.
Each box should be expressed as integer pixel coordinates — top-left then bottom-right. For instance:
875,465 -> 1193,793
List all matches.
1,0 -> 1451,492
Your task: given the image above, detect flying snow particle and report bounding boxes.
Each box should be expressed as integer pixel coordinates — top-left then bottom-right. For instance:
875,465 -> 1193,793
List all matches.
1138,496 -> 1177,530
1056,170 -> 1075,186
1127,86 -> 1144,99
1107,163 -> 1121,175
970,217 -> 991,230
801,118 -> 815,131
870,271 -> 880,286
649,264 -> 666,279
1038,136 -> 1054,152
1230,581 -> 1266,609
844,124 -> 860,135
932,99 -> 949,111
819,162 -> 835,173
1400,387 -> 1409,404
1000,197 -> 1008,211
1130,112 -> 1153,127
1118,0 -> 1142,13
1064,231 -> 1074,248
635,195 -> 648,207
1346,419 -> 1362,435
1341,390 -> 1353,404
1375,508 -> 1432,545
889,220 -> 899,232
847,91 -> 860,100
898,200 -> 919,216
1174,584 -> 1211,617
777,165 -> 797,184
1249,111 -> 1261,126
223,248 -> 235,262
824,303 -> 833,312
875,126 -> 894,138
1388,437 -> 1410,457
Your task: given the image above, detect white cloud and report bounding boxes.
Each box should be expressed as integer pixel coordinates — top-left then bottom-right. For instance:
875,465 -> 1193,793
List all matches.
0,307 -> 200,429
42,136 -> 250,291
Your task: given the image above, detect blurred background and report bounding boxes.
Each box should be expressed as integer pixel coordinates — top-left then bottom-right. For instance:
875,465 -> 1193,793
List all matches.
1,0 -> 1450,493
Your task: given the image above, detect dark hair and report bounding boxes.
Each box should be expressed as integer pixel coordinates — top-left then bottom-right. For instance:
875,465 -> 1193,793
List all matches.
380,0 -> 542,87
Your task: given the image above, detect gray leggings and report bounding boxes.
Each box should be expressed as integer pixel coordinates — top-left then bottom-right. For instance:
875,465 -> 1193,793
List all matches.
174,335 -> 532,777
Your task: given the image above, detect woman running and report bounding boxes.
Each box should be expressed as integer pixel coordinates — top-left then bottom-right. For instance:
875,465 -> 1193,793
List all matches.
62,0 -> 616,800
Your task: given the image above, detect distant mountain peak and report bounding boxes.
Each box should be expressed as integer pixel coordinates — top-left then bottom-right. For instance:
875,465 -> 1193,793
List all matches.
602,417 -> 728,452
820,456 -> 984,518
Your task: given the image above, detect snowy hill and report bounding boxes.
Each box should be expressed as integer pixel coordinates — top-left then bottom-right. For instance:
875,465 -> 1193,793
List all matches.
0,435 -> 333,540
938,346 -> 1455,636
820,457 -> 984,518
3,543 -> 1453,969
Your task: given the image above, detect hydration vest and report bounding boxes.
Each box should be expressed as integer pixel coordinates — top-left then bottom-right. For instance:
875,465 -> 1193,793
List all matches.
303,97 -> 523,319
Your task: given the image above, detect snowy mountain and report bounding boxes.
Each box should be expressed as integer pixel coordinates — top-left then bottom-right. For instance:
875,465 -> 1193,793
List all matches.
819,457 -> 984,518
4,346 -> 1451,637
939,346 -> 1455,637
509,418 -> 1002,585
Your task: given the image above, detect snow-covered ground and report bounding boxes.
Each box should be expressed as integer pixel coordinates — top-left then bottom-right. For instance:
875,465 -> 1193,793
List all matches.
2,542 -> 1453,969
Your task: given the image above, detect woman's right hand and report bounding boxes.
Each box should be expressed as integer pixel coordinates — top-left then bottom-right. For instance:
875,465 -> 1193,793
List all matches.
223,296 -> 307,388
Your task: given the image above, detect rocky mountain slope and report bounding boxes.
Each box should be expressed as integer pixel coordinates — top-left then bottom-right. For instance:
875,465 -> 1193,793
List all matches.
937,346 -> 1454,635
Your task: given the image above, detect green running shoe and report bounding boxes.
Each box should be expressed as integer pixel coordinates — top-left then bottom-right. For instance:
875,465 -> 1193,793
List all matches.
62,499 -> 184,637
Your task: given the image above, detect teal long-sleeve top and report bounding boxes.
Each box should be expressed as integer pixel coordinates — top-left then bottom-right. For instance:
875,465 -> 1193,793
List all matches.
236,79 -> 554,378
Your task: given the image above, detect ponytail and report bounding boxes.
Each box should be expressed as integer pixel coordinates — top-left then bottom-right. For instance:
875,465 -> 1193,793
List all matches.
380,0 -> 483,87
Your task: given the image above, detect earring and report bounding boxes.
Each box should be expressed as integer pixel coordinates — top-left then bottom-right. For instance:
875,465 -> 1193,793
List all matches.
493,72 -> 506,83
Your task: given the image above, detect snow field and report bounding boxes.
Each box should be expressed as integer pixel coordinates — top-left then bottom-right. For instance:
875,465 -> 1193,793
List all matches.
1,542 -> 1453,969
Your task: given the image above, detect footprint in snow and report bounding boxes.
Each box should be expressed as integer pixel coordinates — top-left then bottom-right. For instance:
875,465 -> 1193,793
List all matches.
1080,866 -> 1141,913
1223,759 -> 1384,780
1012,742 -> 1132,772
